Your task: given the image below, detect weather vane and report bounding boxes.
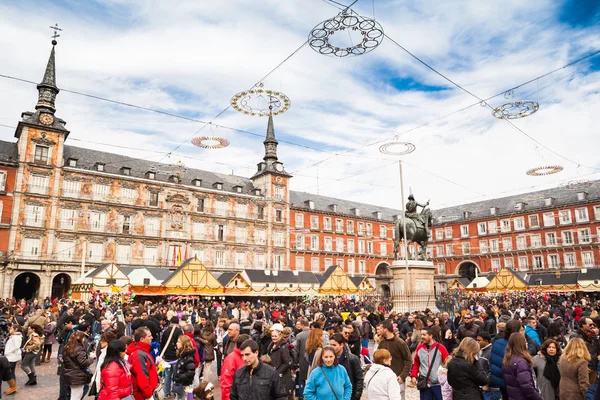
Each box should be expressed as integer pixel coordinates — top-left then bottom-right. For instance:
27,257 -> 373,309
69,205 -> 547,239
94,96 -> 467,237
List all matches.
50,23 -> 62,43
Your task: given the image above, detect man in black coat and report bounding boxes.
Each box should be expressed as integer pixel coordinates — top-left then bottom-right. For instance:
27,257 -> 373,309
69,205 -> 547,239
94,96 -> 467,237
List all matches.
329,333 -> 363,400
230,339 -> 287,400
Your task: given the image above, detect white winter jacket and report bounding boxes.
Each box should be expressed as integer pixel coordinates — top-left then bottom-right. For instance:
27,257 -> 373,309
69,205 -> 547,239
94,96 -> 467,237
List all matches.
4,333 -> 23,362
364,363 -> 403,400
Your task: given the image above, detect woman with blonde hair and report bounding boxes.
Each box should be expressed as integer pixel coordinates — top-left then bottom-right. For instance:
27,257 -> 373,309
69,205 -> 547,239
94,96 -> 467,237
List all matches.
502,333 -> 543,400
173,335 -> 197,400
447,337 -> 487,399
559,338 -> 590,400
364,349 -> 402,400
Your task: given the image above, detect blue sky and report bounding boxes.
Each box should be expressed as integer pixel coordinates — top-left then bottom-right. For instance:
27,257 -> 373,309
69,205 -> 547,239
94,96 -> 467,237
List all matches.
0,0 -> 599,208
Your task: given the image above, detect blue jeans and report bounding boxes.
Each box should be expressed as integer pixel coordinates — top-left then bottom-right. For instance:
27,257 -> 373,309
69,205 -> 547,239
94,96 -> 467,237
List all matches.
163,364 -> 178,397
419,385 -> 442,400
585,384 -> 596,400
483,390 -> 502,400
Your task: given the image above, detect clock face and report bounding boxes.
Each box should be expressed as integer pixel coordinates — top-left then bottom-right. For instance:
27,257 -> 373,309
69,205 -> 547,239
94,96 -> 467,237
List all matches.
39,113 -> 54,126
274,163 -> 284,172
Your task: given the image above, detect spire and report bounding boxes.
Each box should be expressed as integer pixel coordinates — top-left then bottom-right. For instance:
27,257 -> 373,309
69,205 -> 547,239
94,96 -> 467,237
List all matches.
35,39 -> 60,114
263,112 -> 278,162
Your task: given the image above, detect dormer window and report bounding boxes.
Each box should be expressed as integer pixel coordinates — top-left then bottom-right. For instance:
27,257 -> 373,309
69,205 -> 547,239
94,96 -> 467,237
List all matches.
120,167 -> 131,176
192,179 -> 202,187
330,204 -> 338,212
463,211 -> 471,219
374,211 -> 382,220
213,182 -> 223,190
145,171 -> 155,180
515,202 -> 525,211
95,163 -> 105,172
253,189 -> 261,196
545,197 -> 554,206
490,207 -> 498,215
352,208 -> 360,216
169,175 -> 180,183
233,186 -> 243,193
305,200 -> 314,210
67,158 -> 77,167
577,192 -> 587,201
393,214 -> 401,221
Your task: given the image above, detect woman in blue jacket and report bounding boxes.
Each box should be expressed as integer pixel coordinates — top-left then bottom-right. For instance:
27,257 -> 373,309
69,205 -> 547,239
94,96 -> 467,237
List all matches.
490,320 -> 522,397
304,346 -> 352,400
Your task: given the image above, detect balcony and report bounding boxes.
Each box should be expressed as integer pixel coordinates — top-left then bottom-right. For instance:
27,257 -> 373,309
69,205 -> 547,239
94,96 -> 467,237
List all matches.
28,184 -> 49,195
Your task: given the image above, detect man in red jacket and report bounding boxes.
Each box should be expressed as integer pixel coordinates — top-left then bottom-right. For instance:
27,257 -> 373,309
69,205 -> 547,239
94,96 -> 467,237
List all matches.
127,327 -> 159,400
220,334 -> 250,400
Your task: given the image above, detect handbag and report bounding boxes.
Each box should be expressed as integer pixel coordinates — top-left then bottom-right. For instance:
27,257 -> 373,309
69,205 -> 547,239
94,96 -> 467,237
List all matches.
153,326 -> 177,400
416,345 -> 439,391
319,367 -> 339,400
84,369 -> 94,384
88,364 -> 100,397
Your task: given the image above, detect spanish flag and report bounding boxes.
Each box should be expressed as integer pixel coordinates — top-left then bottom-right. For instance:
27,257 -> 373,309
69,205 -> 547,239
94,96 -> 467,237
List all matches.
177,246 -> 182,266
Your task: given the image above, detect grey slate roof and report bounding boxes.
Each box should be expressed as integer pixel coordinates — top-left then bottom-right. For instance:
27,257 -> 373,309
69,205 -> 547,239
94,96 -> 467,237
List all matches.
144,267 -> 174,281
350,276 -> 368,286
0,140 -> 18,164
215,272 -> 237,286
525,272 -> 579,286
87,263 -> 110,278
579,268 -> 600,280
244,269 -> 320,284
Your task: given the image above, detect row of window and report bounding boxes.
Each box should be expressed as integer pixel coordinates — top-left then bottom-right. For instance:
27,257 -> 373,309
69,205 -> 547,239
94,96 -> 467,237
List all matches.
434,227 -> 597,257
294,256 -> 367,274
436,208 -> 599,241
294,214 -> 389,237
293,234 -> 388,255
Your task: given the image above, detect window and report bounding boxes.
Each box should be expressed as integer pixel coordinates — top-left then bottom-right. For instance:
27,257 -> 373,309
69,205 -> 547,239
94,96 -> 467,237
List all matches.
594,206 -> 600,221
444,227 -> 453,239
514,217 -> 525,231
380,243 -> 387,256
24,204 -> 44,227
256,253 -> 266,268
216,224 -> 225,242
143,191 -> 158,207
562,231 -> 574,245
275,209 -> 283,222
488,221 -> 497,234
359,260 -> 366,274
532,255 -> 544,270
336,238 -> 344,252
436,229 -> 444,241
0,171 -> 6,192
516,236 -> 527,250
502,238 -> 512,251
143,278 -> 151,285
106,279 -> 117,285
490,239 -> 499,252
88,243 -> 103,263
257,206 -> 264,220
548,254 -> 560,269
348,259 -> 355,274
144,247 -> 158,265
274,186 -> 284,200
194,198 -> 204,213
310,216 -> 319,230
120,187 -> 137,205
29,175 -> 49,195
88,211 -> 105,232
296,257 -> 305,271
504,257 -> 514,269
34,145 -> 49,164
324,258 -> 333,267
92,184 -> 110,201
274,231 -> 284,247
324,217 -> 332,231
62,180 -> 81,198
311,257 -> 320,272
479,240 -> 488,254
564,253 -> 576,268
337,259 -> 344,268
96,163 -> 105,172
295,214 -> 304,228
215,250 -> 224,266
530,234 -> 541,248
477,222 -> 487,235
56,241 -> 74,261
501,219 -> 511,232
120,215 -> 132,234
254,229 -> 266,245
358,222 -> 365,235
311,235 -> 319,250
116,244 -> 131,264
576,208 -> 589,222
543,212 -> 555,227
559,210 -> 572,224
445,244 -> 454,256
191,249 -> 204,262
491,259 -> 500,273
579,228 -> 592,244
518,256 -> 529,271
296,234 -> 305,250
380,225 -> 387,238
358,240 -> 365,254
235,226 -> 248,244
582,252 -> 594,267
324,237 -> 332,251
347,220 -> 354,234
215,201 -> 228,216
460,225 -> 469,237
235,252 -> 246,267
336,219 -> 344,233
437,263 -> 446,275
366,223 -> 373,236
529,214 -> 540,228
145,217 -> 159,236
545,232 -> 557,247
367,241 -> 373,254
347,239 -> 354,253
59,208 -> 77,230
462,243 -> 470,255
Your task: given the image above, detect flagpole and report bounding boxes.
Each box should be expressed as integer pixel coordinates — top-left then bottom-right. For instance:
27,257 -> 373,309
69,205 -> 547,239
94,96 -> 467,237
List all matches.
399,160 -> 411,312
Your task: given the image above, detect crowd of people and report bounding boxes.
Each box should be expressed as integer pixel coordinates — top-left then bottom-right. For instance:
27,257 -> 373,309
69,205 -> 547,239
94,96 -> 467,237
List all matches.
0,292 -> 598,400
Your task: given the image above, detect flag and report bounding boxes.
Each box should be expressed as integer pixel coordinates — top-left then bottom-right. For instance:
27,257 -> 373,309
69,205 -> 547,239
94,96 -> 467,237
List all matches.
172,246 -> 177,266
184,245 -> 188,261
177,246 -> 182,266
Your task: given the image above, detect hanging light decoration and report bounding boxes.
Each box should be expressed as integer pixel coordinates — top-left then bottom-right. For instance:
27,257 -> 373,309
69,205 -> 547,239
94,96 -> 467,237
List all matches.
492,91 -> 539,119
525,165 -> 564,176
230,83 -> 291,117
379,141 -> 416,156
191,136 -> 230,149
308,9 -> 384,57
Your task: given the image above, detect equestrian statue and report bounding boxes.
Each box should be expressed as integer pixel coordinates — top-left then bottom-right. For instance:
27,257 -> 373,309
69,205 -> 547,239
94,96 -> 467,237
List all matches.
393,194 -> 433,260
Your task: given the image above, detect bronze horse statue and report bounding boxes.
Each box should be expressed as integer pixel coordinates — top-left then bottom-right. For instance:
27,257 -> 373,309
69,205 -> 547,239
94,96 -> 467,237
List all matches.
393,208 -> 433,260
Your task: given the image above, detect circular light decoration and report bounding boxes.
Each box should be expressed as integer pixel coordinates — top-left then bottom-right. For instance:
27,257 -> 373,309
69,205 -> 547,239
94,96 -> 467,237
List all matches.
230,87 -> 291,117
526,165 -> 564,176
191,136 -> 230,149
492,100 -> 539,119
559,179 -> 593,190
308,10 -> 384,57
379,142 -> 416,156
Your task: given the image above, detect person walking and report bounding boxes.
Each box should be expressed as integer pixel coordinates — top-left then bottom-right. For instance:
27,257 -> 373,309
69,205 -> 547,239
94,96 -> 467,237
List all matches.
198,321 -> 216,382
63,330 -> 95,400
489,320 -> 522,399
98,340 -> 132,400
329,333 -> 363,400
161,316 -> 183,399
304,346 -> 352,400
293,318 -> 311,400
3,324 -> 21,395
21,325 -> 44,386
127,327 -> 159,400
532,339 -> 561,400
376,320 -> 412,399
559,338 -> 590,400
364,349 -> 403,400
268,324 -> 294,400
173,335 -> 197,400
447,337 -> 488,400
410,327 -> 449,400
95,331 -> 117,395
305,325 -> 324,377
220,334 -> 250,400
501,332 -> 543,400
41,314 -> 56,363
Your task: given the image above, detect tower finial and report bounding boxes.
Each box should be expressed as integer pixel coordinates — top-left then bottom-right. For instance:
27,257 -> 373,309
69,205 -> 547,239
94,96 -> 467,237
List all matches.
35,25 -> 61,114
263,113 -> 278,162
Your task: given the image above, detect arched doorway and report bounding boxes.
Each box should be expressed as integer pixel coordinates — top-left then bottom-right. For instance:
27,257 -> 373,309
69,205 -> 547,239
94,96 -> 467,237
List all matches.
51,273 -> 71,299
13,272 -> 41,301
456,261 -> 480,282
375,262 -> 392,299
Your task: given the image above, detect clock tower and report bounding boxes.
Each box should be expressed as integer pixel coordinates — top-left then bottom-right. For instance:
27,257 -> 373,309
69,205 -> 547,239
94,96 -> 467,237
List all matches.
251,114 -> 291,270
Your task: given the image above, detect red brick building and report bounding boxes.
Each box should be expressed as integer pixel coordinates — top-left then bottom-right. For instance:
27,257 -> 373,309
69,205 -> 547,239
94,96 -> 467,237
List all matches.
0,149 -> 18,261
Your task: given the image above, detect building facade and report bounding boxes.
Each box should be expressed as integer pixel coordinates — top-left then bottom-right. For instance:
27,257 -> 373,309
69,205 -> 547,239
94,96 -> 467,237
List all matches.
0,150 -> 18,261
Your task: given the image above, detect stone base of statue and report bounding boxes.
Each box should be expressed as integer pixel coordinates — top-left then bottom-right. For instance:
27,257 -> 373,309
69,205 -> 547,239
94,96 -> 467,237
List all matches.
390,259 -> 437,313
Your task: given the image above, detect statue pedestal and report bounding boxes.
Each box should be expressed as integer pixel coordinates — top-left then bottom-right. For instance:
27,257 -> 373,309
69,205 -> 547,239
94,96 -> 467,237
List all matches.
390,260 -> 437,313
